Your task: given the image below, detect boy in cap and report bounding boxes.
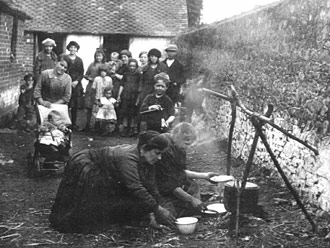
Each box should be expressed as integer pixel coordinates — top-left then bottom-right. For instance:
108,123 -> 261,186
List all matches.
163,44 -> 185,105
34,38 -> 58,81
140,72 -> 175,133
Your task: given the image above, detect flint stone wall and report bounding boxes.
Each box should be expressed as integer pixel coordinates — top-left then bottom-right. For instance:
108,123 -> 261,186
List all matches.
204,98 -> 330,211
177,0 -> 330,211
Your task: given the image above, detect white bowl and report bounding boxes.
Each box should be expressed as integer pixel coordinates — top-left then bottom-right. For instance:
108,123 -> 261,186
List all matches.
176,217 -> 198,235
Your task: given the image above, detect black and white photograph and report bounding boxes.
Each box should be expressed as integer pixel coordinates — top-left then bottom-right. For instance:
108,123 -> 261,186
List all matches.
1,0 -> 330,247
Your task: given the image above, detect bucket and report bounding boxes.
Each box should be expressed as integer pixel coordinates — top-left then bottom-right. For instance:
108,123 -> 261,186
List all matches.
223,181 -> 259,214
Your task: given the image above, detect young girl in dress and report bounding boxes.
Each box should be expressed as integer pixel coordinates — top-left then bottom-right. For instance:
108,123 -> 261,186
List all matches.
95,87 -> 117,136
83,49 -> 108,131
92,64 -> 113,133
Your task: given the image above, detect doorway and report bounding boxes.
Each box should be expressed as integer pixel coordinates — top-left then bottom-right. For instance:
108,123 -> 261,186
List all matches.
103,34 -> 130,61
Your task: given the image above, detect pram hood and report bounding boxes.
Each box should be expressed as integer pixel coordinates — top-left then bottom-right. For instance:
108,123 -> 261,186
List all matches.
37,104 -> 72,126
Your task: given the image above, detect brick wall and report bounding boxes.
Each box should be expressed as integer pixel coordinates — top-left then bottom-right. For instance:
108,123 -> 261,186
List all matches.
22,32 -> 34,73
0,12 -> 28,126
176,0 -> 330,211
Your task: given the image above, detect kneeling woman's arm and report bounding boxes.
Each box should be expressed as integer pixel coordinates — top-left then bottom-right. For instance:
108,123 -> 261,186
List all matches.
173,186 -> 206,211
185,169 -> 218,182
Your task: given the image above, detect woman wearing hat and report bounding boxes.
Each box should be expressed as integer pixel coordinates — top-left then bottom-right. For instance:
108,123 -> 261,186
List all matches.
138,48 -> 167,106
49,131 -> 176,233
33,38 -> 58,81
60,41 -> 84,130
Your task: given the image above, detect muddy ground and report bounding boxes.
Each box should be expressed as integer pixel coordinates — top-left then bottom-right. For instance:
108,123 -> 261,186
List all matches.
0,126 -> 330,248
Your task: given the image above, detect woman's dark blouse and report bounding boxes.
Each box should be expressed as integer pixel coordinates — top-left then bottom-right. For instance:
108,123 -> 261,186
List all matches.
62,55 -> 85,108
139,62 -> 167,104
62,55 -> 84,82
68,144 -> 161,212
155,134 -> 188,196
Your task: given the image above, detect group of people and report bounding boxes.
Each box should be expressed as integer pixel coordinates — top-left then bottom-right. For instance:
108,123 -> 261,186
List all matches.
14,37 -> 188,136
10,38 -> 216,234
81,43 -> 186,137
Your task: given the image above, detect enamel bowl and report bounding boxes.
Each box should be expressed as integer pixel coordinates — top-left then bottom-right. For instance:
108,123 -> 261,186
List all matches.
176,217 -> 198,235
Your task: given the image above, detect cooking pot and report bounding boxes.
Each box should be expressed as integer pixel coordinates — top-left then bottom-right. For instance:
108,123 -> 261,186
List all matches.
223,181 -> 259,214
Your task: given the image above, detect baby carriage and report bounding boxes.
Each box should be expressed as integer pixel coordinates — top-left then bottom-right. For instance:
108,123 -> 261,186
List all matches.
27,104 -> 72,177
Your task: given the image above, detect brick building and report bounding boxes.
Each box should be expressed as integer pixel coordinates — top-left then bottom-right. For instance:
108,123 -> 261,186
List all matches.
0,0 -> 31,127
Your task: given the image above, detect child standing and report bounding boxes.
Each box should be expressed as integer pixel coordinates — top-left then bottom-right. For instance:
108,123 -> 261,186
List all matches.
11,73 -> 35,132
83,49 -> 108,131
95,87 -> 117,136
117,58 -> 141,137
92,64 -> 113,133
140,72 -> 175,133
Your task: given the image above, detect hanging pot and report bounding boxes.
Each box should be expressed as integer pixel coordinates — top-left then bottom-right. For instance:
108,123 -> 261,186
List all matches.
223,181 -> 259,214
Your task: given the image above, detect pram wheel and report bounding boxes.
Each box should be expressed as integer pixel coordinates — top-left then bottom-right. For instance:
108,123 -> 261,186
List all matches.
27,151 -> 42,178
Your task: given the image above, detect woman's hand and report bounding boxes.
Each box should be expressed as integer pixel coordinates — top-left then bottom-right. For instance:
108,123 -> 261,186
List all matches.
72,81 -> 79,88
206,172 -> 219,183
190,197 -> 206,211
155,206 -> 176,228
149,213 -> 170,230
40,100 -> 51,108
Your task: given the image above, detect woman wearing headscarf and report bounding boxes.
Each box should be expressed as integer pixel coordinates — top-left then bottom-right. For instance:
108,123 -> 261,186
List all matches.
49,131 -> 176,233
155,122 -> 218,217
60,41 -> 84,130
138,48 -> 167,106
34,38 -> 58,82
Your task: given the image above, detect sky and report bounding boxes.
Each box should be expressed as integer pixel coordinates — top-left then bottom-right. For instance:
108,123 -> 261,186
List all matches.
201,0 -> 280,24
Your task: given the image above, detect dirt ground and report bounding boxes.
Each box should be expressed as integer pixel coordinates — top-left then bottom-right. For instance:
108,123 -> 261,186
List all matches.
1,124 -> 330,248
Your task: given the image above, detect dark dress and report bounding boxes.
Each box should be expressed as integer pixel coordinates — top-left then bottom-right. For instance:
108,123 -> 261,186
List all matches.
163,59 -> 185,104
139,63 -> 167,105
140,93 -> 174,132
49,144 -> 162,233
113,64 -> 129,123
17,86 -> 34,121
113,64 -> 129,99
120,71 -> 141,118
155,134 -> 200,217
62,55 -> 84,109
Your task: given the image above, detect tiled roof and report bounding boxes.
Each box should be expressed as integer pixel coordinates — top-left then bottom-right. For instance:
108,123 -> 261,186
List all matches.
17,0 -> 188,36
0,0 -> 32,19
